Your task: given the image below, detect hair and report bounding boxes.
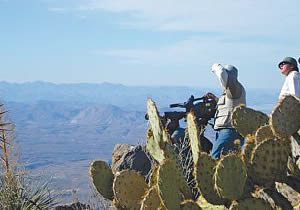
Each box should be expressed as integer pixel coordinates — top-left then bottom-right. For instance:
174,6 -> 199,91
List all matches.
290,63 -> 299,72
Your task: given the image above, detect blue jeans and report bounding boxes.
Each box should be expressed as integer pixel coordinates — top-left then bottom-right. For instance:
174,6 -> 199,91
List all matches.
211,128 -> 244,159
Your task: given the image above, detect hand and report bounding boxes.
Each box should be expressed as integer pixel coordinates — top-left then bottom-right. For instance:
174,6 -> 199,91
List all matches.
211,63 -> 223,73
204,92 -> 217,101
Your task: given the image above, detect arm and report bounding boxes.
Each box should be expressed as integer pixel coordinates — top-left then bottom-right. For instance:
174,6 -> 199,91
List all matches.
212,64 -> 228,89
211,64 -> 242,99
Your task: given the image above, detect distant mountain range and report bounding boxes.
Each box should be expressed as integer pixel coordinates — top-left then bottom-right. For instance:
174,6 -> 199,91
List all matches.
0,81 -> 280,111
0,81 -> 281,201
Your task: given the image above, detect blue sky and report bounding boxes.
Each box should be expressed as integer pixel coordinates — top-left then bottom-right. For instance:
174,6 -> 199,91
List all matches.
0,0 -> 299,89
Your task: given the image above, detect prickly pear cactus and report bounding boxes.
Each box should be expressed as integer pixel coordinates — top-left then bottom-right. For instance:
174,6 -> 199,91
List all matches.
270,95 -> 300,138
140,186 -> 164,210
214,153 -> 247,201
146,98 -> 170,163
287,156 -> 300,178
229,198 -> 273,210
255,125 -> 274,144
250,138 -> 291,186
231,105 -> 269,138
89,160 -> 114,200
276,182 -> 300,208
148,165 -> 159,187
180,200 -> 202,210
113,170 -> 149,210
89,96 -> 300,209
146,128 -> 167,165
241,137 -> 256,164
194,152 -> 226,205
187,112 -> 202,165
157,158 -> 193,210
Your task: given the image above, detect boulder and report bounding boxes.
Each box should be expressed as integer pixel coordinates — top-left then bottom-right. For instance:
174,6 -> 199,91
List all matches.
111,144 -> 153,178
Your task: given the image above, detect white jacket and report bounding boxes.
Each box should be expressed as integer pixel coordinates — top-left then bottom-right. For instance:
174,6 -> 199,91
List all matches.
279,71 -> 300,99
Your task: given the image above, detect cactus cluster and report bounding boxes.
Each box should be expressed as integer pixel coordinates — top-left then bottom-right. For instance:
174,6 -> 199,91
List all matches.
89,95 -> 300,209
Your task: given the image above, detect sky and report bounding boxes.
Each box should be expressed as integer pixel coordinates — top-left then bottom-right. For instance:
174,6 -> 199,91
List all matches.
0,0 -> 300,89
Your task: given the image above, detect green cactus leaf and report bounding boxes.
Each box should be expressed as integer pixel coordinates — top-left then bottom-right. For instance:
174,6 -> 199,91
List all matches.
89,160 -> 114,200
276,182 -> 300,208
232,105 -> 269,138
146,128 -> 166,164
214,153 -> 247,200
270,95 -> 300,138
194,152 -> 226,205
241,138 -> 256,178
229,198 -> 273,210
157,158 -> 193,210
148,165 -> 159,187
255,125 -> 274,144
187,112 -> 202,165
146,98 -> 170,163
195,195 -> 226,210
140,186 -> 164,210
180,200 -> 202,210
113,170 -> 148,210
242,137 -> 256,163
250,139 -> 291,186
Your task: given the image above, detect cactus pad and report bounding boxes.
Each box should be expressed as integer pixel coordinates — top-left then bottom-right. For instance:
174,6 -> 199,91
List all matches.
89,160 -> 114,200
146,128 -> 166,164
146,99 -> 170,163
148,165 -> 159,187
241,139 -> 256,178
255,125 -> 274,144
113,170 -> 148,209
229,198 -> 273,210
276,182 -> 300,208
250,138 -> 291,185
180,200 -> 202,210
195,195 -> 225,210
194,152 -> 225,205
231,105 -> 269,138
140,186 -> 163,210
214,153 -> 247,200
270,95 -> 300,138
187,112 -> 202,165
242,138 -> 255,163
157,158 -> 192,210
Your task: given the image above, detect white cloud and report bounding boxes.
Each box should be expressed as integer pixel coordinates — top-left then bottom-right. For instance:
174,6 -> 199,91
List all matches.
101,35 -> 292,66
77,0 -> 300,36
99,35 -> 300,88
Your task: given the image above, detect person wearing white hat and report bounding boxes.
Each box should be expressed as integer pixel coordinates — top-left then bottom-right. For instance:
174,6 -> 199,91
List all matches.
205,64 -> 246,159
278,56 -> 300,99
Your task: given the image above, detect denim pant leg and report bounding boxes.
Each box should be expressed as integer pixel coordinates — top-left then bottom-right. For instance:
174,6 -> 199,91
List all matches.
211,128 -> 244,159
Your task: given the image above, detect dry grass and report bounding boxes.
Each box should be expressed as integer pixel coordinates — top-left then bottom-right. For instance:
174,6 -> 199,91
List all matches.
0,103 -> 59,210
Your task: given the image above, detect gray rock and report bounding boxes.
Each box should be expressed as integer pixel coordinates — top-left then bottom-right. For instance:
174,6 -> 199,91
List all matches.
111,144 -> 153,178
55,201 -> 90,210
111,144 -> 134,174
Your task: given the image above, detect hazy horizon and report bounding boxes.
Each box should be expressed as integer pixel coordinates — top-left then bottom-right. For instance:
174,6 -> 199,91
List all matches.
0,80 -> 281,91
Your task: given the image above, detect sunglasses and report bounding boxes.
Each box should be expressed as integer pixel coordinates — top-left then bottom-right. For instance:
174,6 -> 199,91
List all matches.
279,62 -> 290,67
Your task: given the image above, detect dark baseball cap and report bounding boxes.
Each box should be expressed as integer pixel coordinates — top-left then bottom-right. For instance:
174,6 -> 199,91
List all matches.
278,57 -> 298,71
